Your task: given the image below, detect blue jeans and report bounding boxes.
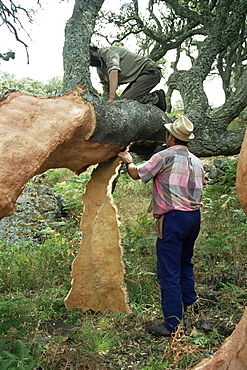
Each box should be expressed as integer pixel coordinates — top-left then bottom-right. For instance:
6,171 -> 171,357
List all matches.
156,209 -> 201,332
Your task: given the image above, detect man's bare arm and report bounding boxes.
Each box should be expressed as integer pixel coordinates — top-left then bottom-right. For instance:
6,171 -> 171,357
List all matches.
107,69 -> 119,102
117,151 -> 140,180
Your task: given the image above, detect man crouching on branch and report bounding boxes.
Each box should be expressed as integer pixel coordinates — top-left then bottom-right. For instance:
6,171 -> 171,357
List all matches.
118,115 -> 205,337
89,45 -> 166,111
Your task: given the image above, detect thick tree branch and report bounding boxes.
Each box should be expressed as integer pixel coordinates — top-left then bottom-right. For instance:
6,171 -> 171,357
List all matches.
212,67 -> 247,125
162,0 -> 203,24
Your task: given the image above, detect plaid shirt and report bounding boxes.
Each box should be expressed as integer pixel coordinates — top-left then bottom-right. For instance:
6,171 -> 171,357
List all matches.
137,145 -> 204,218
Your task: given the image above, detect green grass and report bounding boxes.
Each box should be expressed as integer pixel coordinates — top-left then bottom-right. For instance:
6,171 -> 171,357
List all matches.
0,158 -> 246,369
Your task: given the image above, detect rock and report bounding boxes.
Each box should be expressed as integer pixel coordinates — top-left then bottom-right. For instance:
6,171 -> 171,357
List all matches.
213,158 -> 223,168
200,317 -> 214,333
208,166 -> 219,179
0,178 -> 66,246
38,320 -> 79,337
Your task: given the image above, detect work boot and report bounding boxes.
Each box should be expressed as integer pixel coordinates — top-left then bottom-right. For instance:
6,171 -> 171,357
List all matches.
149,323 -> 171,337
154,89 -> 167,112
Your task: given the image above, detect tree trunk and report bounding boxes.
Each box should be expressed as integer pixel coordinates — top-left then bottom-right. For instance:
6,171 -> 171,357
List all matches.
63,0 -> 247,158
166,0 -> 247,157
63,0 -> 104,93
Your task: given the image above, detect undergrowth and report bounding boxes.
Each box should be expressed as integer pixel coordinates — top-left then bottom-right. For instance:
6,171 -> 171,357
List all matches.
0,156 -> 246,369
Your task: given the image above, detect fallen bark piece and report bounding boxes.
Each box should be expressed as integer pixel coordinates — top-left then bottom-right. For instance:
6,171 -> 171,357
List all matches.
65,157 -> 132,313
192,307 -> 247,369
236,128 -> 247,216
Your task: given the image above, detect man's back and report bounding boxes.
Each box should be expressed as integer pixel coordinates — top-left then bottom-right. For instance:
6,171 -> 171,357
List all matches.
98,46 -> 149,85
138,145 -> 204,217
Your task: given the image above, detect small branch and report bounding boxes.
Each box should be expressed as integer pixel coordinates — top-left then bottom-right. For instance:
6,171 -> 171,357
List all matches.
1,17 -> 30,63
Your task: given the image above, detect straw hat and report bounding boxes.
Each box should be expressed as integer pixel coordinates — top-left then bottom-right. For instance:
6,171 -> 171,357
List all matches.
164,115 -> 195,142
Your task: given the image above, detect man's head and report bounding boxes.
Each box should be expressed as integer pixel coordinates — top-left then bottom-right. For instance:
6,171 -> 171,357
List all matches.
164,115 -> 194,146
89,46 -> 101,67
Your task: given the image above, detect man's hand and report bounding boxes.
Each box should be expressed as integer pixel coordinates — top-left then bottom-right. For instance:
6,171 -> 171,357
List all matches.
118,151 -> 133,164
117,151 -> 140,180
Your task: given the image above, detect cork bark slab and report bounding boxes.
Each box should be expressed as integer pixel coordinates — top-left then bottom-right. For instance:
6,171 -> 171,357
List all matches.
236,128 -> 247,216
65,157 -> 132,313
0,89 -> 123,220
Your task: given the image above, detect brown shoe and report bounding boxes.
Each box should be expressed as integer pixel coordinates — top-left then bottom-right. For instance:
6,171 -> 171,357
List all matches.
154,89 -> 166,112
149,323 -> 171,337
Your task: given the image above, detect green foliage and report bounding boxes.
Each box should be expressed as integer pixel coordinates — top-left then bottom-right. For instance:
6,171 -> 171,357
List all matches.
0,297 -> 34,335
195,158 -> 246,287
190,329 -> 223,347
219,158 -> 238,188
122,213 -> 155,252
0,234 -> 74,293
0,72 -> 63,97
42,76 -> 63,96
44,168 -> 75,186
51,171 -> 90,212
120,213 -> 158,309
0,339 -> 38,370
43,168 -> 92,237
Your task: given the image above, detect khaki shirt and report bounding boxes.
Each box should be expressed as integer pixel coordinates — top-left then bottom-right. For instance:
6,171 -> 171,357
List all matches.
97,46 -> 152,94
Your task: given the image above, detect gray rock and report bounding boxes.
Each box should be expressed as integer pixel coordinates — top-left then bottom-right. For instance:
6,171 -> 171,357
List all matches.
200,317 -> 214,332
213,158 -> 223,168
203,164 -> 219,179
0,177 -> 66,246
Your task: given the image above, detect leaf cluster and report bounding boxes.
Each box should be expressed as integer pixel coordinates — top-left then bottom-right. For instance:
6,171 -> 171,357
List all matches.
0,339 -> 38,370
0,72 -> 63,96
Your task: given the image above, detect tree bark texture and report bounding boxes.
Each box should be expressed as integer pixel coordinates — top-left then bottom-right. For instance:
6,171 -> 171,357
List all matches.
0,89 -> 121,220
63,0 -> 104,93
0,89 -> 168,221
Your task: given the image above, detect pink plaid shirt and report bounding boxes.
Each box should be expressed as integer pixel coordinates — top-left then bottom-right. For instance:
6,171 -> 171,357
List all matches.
137,145 -> 204,218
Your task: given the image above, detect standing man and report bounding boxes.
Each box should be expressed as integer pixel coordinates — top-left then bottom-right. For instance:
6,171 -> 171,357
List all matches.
118,116 -> 204,337
89,45 -> 166,112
